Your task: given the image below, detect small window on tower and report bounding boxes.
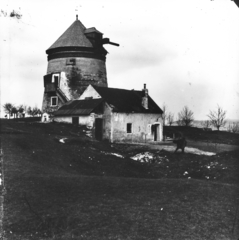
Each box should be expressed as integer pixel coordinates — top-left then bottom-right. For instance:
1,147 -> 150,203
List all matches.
127,123 -> 132,133
54,76 -> 59,85
51,97 -> 58,106
66,58 -> 76,65
52,73 -> 60,84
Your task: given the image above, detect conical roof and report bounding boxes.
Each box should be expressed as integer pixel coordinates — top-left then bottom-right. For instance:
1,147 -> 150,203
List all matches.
47,18 -> 93,50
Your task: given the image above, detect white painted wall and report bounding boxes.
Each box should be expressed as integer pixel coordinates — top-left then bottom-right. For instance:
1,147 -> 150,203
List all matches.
52,73 -> 60,82
59,72 -> 71,100
54,114 -> 95,128
103,111 -> 163,143
42,113 -> 50,122
78,85 -> 101,100
79,115 -> 93,127
54,116 -> 72,123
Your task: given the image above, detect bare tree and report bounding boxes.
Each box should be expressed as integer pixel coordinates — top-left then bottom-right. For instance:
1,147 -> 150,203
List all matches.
162,103 -> 167,126
30,106 -> 42,117
201,120 -> 211,129
18,104 -> 24,112
32,107 -> 39,116
167,112 -> 174,126
27,106 -> 33,117
17,105 -> 25,117
208,105 -> 226,131
11,107 -> 18,118
227,122 -> 239,133
177,106 -> 194,127
2,103 -> 14,118
37,109 -> 42,117
23,104 -> 28,112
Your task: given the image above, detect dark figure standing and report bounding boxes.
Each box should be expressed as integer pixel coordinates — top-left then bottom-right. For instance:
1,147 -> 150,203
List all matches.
173,137 -> 187,153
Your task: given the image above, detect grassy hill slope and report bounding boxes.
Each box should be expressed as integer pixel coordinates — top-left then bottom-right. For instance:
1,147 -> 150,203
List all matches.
1,119 -> 239,239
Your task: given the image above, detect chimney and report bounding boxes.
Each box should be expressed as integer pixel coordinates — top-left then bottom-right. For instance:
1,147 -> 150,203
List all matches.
142,84 -> 148,109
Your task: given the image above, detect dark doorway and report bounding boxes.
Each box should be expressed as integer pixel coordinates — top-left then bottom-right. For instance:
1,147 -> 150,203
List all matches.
72,117 -> 79,125
153,124 -> 159,141
95,118 -> 103,140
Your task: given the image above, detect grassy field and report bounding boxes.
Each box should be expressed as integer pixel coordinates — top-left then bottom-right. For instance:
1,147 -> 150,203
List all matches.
1,119 -> 239,239
164,126 -> 239,145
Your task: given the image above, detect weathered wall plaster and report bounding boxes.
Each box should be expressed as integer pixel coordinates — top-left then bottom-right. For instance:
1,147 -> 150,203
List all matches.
42,56 -> 108,117
78,85 -> 102,100
104,113 -> 163,143
47,57 -> 107,93
59,72 -> 71,100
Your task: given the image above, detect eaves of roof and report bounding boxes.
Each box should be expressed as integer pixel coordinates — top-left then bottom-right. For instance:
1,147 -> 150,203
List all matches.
53,98 -> 103,116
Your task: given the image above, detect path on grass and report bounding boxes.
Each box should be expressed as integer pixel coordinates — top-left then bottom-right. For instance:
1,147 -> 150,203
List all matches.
186,140 -> 239,153
121,140 -> 239,156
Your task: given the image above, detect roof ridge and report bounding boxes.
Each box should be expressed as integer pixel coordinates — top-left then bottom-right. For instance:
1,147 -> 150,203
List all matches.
91,85 -> 163,114
73,98 -> 103,102
94,85 -> 140,92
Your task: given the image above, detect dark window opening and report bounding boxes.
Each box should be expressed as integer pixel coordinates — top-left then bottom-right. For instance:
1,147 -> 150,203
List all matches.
51,97 -> 58,106
72,117 -> 79,125
54,76 -> 59,85
66,58 -> 76,65
95,118 -> 103,140
127,123 -> 132,133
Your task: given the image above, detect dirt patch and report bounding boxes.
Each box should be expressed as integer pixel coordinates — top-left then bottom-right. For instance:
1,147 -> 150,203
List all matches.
160,145 -> 216,155
115,139 -> 239,156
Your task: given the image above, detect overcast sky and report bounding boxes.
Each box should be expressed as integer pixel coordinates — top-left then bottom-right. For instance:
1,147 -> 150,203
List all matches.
1,0 -> 239,120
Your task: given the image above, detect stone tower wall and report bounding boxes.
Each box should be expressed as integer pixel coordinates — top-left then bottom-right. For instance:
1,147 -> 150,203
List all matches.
47,57 -> 107,80
42,56 -> 108,115
47,57 -> 107,97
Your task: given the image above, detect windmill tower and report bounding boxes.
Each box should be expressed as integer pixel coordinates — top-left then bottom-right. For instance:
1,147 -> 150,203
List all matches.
41,15 -> 119,120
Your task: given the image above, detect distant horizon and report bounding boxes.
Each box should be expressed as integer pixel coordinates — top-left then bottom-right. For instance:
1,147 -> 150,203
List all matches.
1,111 -> 238,123
193,119 -> 239,122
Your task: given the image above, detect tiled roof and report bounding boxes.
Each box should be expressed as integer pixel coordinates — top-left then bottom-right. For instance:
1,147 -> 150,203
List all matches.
53,98 -> 103,116
94,86 -> 163,114
47,19 -> 93,50
54,86 -> 163,116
